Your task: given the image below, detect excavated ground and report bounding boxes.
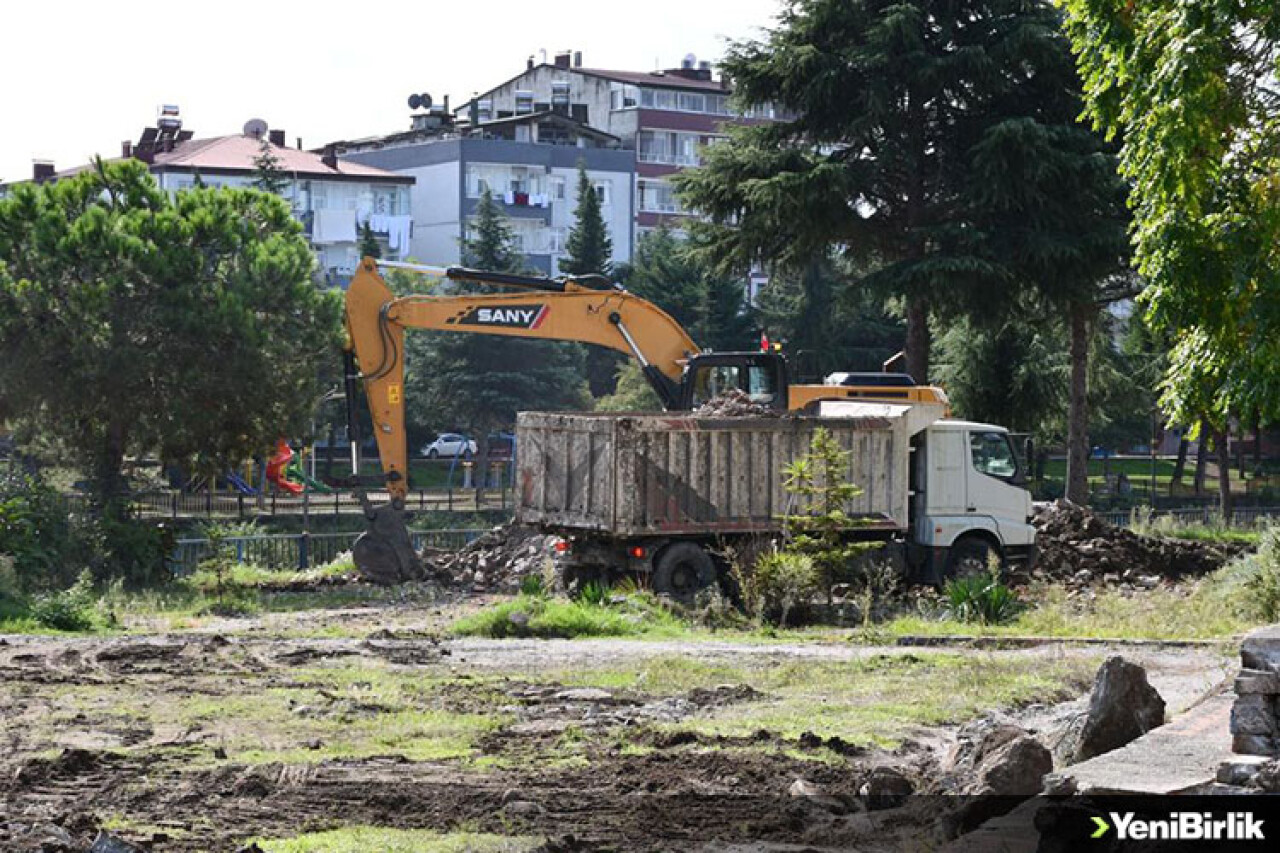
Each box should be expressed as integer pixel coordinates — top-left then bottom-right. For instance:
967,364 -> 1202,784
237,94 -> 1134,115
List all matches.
0,618 -> 1232,853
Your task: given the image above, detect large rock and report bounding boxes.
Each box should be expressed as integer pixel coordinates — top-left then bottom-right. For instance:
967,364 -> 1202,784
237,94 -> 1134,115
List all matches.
1074,656 -> 1165,761
943,721 -> 1053,836
1241,625 -> 1280,673
971,735 -> 1053,796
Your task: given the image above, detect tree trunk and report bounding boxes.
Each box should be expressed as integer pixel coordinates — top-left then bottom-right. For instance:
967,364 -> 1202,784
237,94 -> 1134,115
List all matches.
1193,419 -> 1209,496
1216,426 -> 1233,519
1233,412 -> 1244,473
93,418 -> 130,520
1065,303 -> 1091,505
904,296 -> 930,384
1255,415 -> 1263,472
1169,432 -> 1189,495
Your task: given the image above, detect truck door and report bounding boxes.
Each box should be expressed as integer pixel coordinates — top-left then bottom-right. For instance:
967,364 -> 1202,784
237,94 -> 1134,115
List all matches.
964,429 -> 1031,545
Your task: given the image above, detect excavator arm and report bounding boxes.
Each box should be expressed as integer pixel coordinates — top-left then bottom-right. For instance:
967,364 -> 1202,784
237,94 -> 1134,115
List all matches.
344,257 -> 698,502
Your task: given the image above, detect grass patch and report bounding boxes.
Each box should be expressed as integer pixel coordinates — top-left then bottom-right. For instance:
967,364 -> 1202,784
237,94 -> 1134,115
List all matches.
451,592 -> 690,639
256,827 -> 536,853
884,576 -> 1260,641
1128,510 -> 1267,546
554,652 -> 1095,748
162,663 -> 507,765
187,558 -> 355,593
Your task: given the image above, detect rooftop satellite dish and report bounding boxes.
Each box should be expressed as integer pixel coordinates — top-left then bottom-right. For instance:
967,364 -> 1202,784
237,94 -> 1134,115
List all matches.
408,92 -> 432,111
683,52 -> 697,68
243,118 -> 268,139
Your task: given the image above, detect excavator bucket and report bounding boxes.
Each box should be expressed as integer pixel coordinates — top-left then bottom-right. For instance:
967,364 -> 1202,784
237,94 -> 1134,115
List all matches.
351,493 -> 422,585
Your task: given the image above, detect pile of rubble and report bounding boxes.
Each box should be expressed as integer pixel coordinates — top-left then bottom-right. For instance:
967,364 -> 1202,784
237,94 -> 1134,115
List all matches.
424,524 -> 556,593
691,388 -> 783,418
1028,500 -> 1242,587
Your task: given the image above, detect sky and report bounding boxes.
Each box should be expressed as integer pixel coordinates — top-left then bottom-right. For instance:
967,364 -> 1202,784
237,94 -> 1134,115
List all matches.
0,0 -> 782,182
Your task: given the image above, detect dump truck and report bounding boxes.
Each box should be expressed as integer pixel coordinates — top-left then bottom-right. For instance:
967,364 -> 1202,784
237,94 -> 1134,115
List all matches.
515,400 -> 1037,596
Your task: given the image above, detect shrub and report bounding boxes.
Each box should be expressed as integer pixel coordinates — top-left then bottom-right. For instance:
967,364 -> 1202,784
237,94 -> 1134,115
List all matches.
0,471 -> 77,588
1202,525 -> 1280,623
519,573 -> 548,598
943,565 -> 1022,625
752,550 -> 821,628
28,570 -> 97,631
577,580 -> 610,606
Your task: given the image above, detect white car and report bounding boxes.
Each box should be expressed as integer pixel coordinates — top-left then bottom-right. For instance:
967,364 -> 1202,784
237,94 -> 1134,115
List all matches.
421,433 -> 477,458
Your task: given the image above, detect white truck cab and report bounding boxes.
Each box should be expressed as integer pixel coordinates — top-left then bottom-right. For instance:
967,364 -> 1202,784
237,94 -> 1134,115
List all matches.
913,419 -> 1037,579
811,401 -> 1037,581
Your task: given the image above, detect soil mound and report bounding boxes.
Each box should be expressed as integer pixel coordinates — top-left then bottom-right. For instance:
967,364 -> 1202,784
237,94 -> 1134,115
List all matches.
1029,500 -> 1243,584
426,524 -> 557,592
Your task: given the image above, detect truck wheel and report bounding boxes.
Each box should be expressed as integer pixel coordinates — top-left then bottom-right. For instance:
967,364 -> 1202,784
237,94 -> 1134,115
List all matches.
945,537 -> 1001,579
652,543 -> 717,603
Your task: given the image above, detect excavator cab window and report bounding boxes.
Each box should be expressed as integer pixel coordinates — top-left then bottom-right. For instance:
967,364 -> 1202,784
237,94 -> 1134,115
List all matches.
682,353 -> 788,409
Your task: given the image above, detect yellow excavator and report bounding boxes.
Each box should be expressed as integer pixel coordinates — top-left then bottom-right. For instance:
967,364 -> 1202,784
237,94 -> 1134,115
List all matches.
341,257 -> 947,581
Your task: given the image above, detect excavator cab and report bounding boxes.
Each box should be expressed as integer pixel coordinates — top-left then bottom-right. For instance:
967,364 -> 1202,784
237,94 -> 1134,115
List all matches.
679,352 -> 790,410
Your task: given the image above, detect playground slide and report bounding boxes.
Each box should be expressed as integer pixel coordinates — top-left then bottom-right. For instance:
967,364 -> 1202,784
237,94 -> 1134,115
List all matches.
266,440 -> 305,495
224,471 -> 258,495
286,457 -> 334,493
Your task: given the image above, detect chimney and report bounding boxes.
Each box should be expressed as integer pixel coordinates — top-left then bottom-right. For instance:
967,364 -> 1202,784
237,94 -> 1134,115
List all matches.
554,51 -> 571,69
32,161 -> 55,182
697,60 -> 712,81
443,94 -> 450,116
681,55 -> 695,70
527,55 -> 535,70
321,145 -> 338,170
573,51 -> 582,67
268,129 -> 286,147
121,140 -> 133,158
296,137 -> 303,150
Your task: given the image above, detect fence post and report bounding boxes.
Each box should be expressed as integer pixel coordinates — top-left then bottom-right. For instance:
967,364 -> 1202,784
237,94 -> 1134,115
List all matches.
334,491 -> 339,517
299,531 -> 310,570
171,492 -> 178,521
206,490 -> 212,517
238,493 -> 245,519
271,491 -> 276,516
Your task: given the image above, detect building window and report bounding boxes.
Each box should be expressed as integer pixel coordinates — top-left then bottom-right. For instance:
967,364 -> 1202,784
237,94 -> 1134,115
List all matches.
593,180 -> 611,206
550,176 -> 566,200
637,179 -> 683,214
610,83 -> 640,110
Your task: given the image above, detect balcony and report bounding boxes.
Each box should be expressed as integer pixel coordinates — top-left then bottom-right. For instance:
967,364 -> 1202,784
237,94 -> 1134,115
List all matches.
637,150 -> 699,167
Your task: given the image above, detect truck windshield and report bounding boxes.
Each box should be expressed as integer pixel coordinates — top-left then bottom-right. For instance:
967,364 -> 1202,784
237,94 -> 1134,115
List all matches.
691,363 -> 780,407
970,431 -> 1019,481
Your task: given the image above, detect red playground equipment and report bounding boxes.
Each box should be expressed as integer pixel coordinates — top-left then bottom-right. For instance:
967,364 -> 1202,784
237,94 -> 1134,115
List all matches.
266,440 -> 305,494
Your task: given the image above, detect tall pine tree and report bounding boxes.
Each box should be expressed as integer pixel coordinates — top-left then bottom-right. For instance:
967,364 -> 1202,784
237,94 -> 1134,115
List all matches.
676,0 -> 1124,389
560,162 -> 613,278
251,138 -> 290,195
560,162 -> 619,395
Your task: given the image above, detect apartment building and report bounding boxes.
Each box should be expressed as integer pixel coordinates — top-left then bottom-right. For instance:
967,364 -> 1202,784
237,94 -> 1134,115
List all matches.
332,108 -> 634,275
456,51 -> 783,241
4,110 -> 413,288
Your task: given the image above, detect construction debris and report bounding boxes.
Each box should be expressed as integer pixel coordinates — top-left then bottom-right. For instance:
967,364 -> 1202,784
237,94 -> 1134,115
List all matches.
1028,500 -> 1243,586
691,388 -> 783,418
425,524 -> 556,592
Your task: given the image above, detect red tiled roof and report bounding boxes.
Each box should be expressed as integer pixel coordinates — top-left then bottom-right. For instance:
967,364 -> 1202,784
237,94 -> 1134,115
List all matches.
577,68 -> 730,93
152,135 -> 409,181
